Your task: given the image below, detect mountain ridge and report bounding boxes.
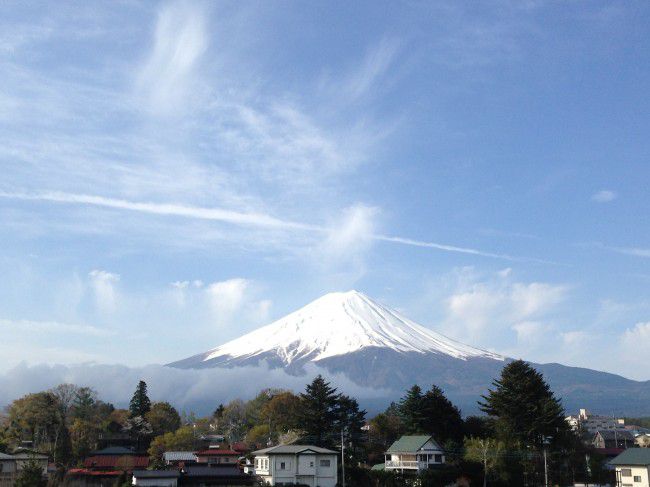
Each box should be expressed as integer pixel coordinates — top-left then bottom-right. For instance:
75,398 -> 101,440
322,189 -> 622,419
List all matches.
168,290 -> 650,416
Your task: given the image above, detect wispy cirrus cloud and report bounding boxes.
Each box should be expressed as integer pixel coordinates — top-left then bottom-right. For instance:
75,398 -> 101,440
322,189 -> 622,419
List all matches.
0,190 -> 540,262
591,189 -> 617,203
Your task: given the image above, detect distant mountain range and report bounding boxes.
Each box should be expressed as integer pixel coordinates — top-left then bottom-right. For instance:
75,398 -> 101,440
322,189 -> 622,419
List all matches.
168,290 -> 650,415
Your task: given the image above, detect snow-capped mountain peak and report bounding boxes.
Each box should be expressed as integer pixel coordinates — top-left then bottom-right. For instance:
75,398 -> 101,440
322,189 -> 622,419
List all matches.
181,290 -> 503,367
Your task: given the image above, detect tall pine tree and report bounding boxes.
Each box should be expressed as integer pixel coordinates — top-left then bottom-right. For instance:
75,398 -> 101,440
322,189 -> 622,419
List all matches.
420,385 -> 464,443
398,385 -> 424,434
297,375 -> 340,447
129,380 -> 152,418
479,360 -> 569,449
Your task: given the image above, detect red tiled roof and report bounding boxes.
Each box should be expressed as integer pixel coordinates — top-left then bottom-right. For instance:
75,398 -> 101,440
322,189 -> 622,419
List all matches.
82,455 -> 149,469
68,469 -> 123,476
195,450 -> 239,456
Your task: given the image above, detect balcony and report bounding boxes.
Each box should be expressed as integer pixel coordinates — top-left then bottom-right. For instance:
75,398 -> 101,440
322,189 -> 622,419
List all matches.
385,460 -> 421,470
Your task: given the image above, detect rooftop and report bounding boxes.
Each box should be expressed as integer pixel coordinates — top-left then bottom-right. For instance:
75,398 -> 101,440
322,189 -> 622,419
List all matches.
387,435 -> 439,453
252,445 -> 336,456
610,448 -> 650,466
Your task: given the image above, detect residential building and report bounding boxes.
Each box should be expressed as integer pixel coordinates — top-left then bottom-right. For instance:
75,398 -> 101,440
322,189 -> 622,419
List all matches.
0,453 -> 18,487
180,465 -> 254,486
610,448 -> 650,487
10,450 -> 49,476
195,448 -> 239,465
594,430 -> 636,450
132,470 -> 180,486
566,409 -> 625,435
252,445 -> 337,487
163,452 -> 198,466
384,435 -> 445,473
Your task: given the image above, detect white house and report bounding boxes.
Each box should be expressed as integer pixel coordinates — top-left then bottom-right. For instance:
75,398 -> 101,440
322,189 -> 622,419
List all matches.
132,470 -> 180,487
252,445 -> 337,487
384,435 -> 445,473
610,448 -> 650,487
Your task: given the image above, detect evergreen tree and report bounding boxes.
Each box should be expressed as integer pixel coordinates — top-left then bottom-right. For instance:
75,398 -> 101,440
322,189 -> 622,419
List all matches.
479,360 -> 574,485
129,381 -> 152,418
213,404 -> 225,419
397,385 -> 424,433
337,394 -> 367,479
297,375 -> 340,447
420,385 -> 464,443
479,360 -> 569,449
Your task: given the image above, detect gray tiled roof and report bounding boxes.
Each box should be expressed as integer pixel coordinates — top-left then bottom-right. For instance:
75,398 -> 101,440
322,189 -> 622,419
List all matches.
610,448 -> 650,466
164,451 -> 198,462
252,445 -> 336,455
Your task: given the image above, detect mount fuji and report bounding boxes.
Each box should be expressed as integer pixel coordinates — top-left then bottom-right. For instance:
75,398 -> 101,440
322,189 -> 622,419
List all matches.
169,290 -> 650,415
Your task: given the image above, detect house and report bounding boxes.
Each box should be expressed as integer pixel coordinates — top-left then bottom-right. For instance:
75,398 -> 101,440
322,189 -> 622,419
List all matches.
66,469 -> 126,487
10,450 -> 49,476
180,465 -> 254,486
163,452 -> 198,466
384,435 -> 445,473
610,448 -> 650,486
0,453 -> 18,487
82,446 -> 148,471
594,430 -> 636,450
132,470 -> 180,486
252,445 -> 338,487
567,409 -> 626,435
195,448 -> 239,466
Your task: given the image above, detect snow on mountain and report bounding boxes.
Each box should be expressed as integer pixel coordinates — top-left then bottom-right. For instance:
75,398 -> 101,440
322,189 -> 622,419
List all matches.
183,290 -> 503,367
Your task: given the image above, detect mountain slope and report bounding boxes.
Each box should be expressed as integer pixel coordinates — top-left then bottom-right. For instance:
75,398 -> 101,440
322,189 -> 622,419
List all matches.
168,290 -> 650,415
169,290 -> 503,369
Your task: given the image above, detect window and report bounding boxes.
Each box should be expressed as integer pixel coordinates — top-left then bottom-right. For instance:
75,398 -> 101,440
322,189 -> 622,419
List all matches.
280,462 -> 286,469
320,459 -> 330,467
434,454 -> 443,463
621,468 -> 632,477
634,476 -> 641,482
309,461 -> 314,467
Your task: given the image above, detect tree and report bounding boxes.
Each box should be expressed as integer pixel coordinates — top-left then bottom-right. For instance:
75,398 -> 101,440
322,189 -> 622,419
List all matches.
146,402 -> 181,437
260,391 -> 301,434
148,426 -> 196,467
464,437 -> 505,487
71,387 -> 97,421
297,375 -> 340,447
53,423 -> 73,466
15,457 -> 46,487
6,392 -> 61,454
221,400 -> 248,443
479,360 -> 570,449
129,381 -> 151,418
420,385 -> 463,443
123,416 -> 153,451
479,360 -> 574,485
397,385 -> 424,433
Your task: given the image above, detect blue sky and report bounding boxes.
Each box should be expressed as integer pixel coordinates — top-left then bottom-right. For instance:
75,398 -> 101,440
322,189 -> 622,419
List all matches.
1,0 -> 650,379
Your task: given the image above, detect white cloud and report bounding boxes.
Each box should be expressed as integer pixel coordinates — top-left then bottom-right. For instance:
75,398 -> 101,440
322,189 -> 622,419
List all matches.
136,0 -> 208,115
0,362 -> 391,412
206,278 -> 249,316
0,318 -> 112,337
591,189 -> 617,203
441,268 -> 569,349
88,270 -> 120,313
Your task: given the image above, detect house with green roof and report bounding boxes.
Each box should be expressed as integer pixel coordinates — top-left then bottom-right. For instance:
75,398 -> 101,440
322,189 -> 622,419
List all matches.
384,435 -> 445,473
610,448 -> 650,487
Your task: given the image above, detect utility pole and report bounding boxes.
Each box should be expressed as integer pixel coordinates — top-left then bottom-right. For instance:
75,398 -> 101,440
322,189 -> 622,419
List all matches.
543,447 -> 548,487
341,429 -> 346,487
